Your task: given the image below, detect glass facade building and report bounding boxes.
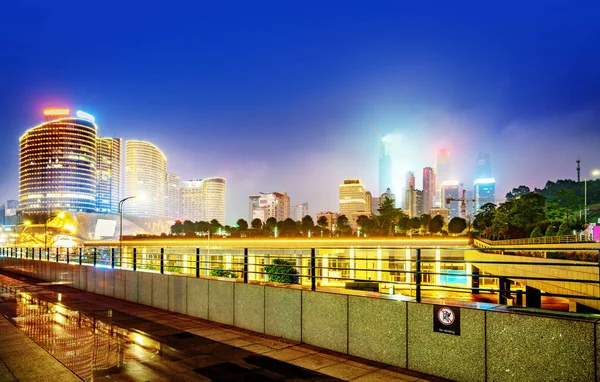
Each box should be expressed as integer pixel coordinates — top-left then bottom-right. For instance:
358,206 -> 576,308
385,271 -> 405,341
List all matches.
202,177 -> 226,224
19,117 -> 98,214
124,140 -> 167,217
96,137 -> 122,214
474,178 -> 496,211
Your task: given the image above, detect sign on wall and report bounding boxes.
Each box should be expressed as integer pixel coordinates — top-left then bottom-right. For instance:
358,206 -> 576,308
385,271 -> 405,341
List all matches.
433,305 -> 460,336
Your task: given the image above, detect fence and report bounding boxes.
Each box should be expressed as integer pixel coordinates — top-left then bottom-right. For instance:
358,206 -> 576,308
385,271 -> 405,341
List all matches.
1,244 -> 599,310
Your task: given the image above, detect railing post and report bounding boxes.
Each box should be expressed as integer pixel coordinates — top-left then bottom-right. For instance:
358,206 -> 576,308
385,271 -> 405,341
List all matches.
56,248 -> 59,263
160,248 -> 164,274
133,248 -> 137,271
39,248 -> 42,261
111,248 -> 115,269
46,248 -> 49,261
66,248 -> 70,264
243,248 -> 249,283
79,248 -> 82,265
196,248 -> 200,278
93,248 -> 97,267
416,248 -> 422,303
311,248 -> 316,291
25,248 -> 28,259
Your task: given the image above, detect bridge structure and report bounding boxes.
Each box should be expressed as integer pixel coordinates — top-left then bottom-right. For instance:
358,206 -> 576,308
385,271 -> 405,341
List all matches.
1,236 -> 600,381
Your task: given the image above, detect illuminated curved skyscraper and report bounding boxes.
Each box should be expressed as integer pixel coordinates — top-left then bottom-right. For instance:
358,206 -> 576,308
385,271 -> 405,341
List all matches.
202,177 -> 226,224
19,109 -> 98,214
124,140 -> 167,216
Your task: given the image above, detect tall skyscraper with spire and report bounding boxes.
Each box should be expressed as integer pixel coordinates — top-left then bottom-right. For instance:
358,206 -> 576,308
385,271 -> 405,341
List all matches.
378,137 -> 392,195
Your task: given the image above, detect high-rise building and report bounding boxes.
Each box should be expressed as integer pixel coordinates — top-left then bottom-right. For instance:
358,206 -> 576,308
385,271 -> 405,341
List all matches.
403,172 -> 415,210
380,188 -> 396,207
181,177 -> 226,223
165,172 -> 181,219
202,177 -> 226,224
371,196 -> 380,216
6,200 -> 18,217
96,137 -> 122,214
339,179 -> 368,217
422,167 -> 435,215
415,189 -> 424,217
19,110 -> 98,214
248,195 -> 261,222
251,192 -> 290,222
0,205 -> 5,226
181,180 -> 203,222
441,181 -> 460,219
474,178 -> 496,212
379,137 -> 392,195
365,191 -> 372,214
124,140 -> 167,217
290,202 -> 309,222
435,149 -> 451,207
476,153 -> 492,179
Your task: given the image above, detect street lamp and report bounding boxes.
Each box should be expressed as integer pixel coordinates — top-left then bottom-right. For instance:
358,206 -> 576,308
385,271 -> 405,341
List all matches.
119,196 -> 139,258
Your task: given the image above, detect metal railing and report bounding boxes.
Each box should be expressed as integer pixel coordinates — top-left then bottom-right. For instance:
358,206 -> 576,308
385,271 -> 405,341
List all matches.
477,234 -> 595,246
1,245 -> 599,311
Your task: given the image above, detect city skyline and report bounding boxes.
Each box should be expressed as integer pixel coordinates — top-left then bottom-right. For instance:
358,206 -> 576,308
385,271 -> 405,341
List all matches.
1,3 -> 600,222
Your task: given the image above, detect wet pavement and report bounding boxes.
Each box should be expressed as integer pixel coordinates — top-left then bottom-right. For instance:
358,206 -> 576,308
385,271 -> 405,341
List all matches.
0,270 -> 440,381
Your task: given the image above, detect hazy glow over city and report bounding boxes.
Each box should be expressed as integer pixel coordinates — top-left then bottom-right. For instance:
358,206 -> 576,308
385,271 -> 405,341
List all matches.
1,2 -> 600,223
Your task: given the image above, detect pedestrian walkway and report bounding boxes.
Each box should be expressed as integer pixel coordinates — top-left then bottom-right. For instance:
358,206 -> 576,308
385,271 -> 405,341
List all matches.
0,270 -> 445,381
0,316 -> 80,381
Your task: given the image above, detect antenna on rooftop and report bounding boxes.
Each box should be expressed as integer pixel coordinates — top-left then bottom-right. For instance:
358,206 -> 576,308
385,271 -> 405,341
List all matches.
577,159 -> 581,182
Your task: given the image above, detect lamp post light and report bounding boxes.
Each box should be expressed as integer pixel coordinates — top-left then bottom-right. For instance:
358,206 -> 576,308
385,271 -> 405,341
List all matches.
119,196 -> 139,259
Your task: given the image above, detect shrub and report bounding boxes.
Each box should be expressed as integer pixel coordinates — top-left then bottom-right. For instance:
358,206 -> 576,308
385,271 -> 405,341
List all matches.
264,259 -> 299,284
210,266 -> 238,278
529,227 -> 543,238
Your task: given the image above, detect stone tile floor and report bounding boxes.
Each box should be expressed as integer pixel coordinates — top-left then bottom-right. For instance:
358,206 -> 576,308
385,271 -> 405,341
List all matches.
0,270 -> 448,381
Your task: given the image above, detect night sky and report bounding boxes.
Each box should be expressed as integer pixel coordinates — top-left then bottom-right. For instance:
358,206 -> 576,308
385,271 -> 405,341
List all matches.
2,1 -> 600,223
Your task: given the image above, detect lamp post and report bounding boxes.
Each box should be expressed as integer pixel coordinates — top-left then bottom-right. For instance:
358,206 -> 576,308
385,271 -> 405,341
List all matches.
119,196 -> 138,259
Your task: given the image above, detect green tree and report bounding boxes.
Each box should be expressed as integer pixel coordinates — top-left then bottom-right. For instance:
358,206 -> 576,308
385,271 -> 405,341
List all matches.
171,221 -> 184,234
281,218 -> 299,236
410,217 -> 421,231
264,217 -> 277,234
210,219 -> 222,233
530,227 -> 543,238
429,215 -> 444,234
505,185 -> 531,200
546,225 -> 557,236
264,259 -> 299,284
251,218 -> 263,230
448,217 -> 467,235
336,214 -> 351,236
397,216 -> 410,233
419,214 -> 432,231
317,216 -> 329,229
557,221 -> 572,236
301,215 -> 315,235
473,203 -> 496,232
236,219 -> 248,230
183,220 -> 195,233
356,215 -> 371,234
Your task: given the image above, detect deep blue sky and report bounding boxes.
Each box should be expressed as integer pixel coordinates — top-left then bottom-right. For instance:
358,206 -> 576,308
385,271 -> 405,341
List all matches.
2,1 -> 600,223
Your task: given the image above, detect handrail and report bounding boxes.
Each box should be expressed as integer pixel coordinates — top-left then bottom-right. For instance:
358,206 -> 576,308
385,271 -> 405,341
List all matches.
1,244 -> 599,313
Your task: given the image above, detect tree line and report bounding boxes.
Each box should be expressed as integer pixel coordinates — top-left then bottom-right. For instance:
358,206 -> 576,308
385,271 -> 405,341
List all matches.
170,197 -> 470,237
474,179 -> 598,240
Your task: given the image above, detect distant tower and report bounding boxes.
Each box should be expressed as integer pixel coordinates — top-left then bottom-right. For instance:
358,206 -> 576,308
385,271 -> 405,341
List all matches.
422,167 -> 434,215
577,159 -> 581,182
379,138 -> 392,195
476,153 -> 492,179
435,149 -> 451,207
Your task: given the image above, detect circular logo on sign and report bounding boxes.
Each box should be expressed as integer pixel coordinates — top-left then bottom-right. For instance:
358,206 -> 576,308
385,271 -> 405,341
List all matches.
438,307 -> 455,325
